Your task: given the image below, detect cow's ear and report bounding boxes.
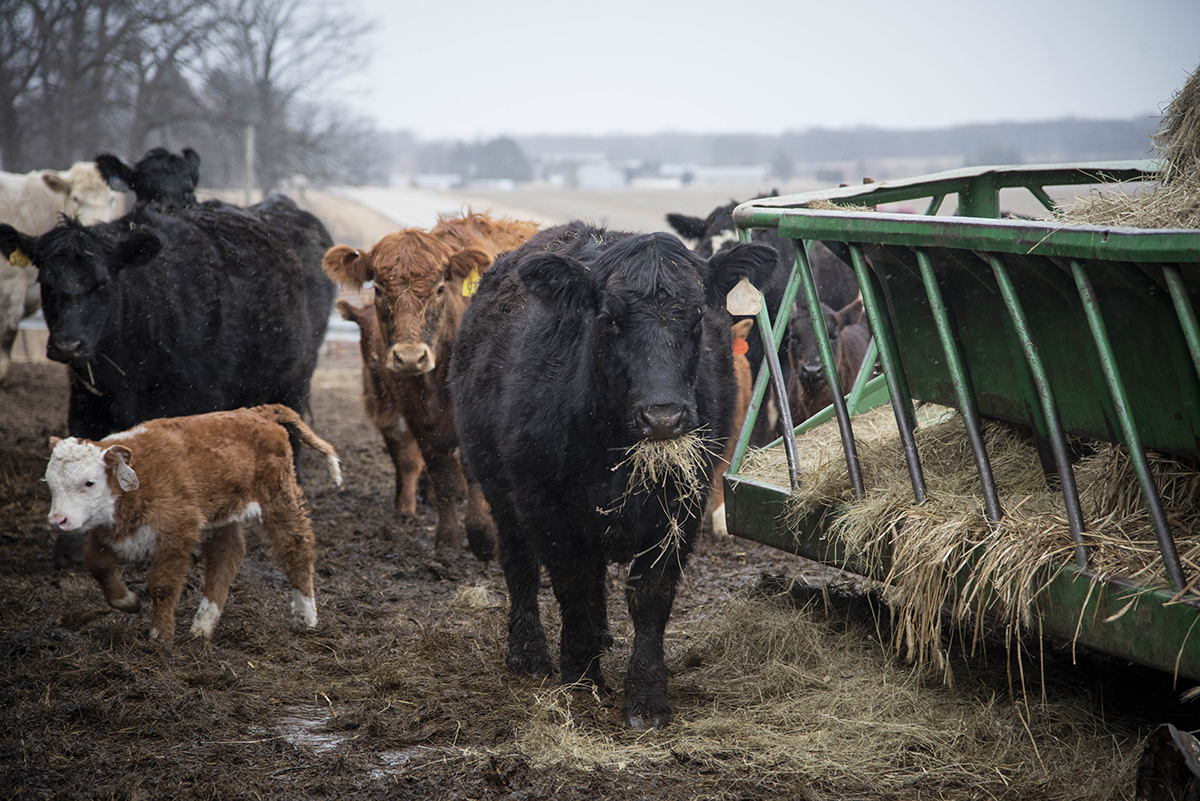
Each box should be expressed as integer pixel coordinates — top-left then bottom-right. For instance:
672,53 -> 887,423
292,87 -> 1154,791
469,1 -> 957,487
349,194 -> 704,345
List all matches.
705,242 -> 777,308
182,148 -> 201,184
665,213 -> 707,241
103,445 -> 139,492
447,247 -> 491,283
731,318 -> 754,341
0,224 -> 36,267
112,231 -> 161,270
322,245 -> 373,286
336,299 -> 358,323
95,154 -> 134,192
518,252 -> 595,312
42,172 -> 70,195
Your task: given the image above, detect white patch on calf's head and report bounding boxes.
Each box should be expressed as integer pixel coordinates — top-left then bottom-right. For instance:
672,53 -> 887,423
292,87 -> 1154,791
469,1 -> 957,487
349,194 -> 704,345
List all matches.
45,437 -> 117,532
708,228 -> 739,255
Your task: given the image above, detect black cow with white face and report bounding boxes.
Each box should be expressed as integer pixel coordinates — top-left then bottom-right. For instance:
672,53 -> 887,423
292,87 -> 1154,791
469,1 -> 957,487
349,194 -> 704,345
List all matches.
451,222 -> 775,728
96,147 -> 201,210
0,201 -> 334,440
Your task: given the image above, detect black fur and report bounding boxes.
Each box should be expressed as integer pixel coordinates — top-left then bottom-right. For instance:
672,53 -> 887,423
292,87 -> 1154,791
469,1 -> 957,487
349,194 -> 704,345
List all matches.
0,198 -> 334,439
451,222 -> 776,728
95,147 -> 201,209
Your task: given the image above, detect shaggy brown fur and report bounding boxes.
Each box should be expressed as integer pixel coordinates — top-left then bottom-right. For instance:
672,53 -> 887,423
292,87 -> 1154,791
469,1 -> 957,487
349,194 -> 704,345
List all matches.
337,296 -> 425,518
320,211 -> 537,560
45,404 -> 341,643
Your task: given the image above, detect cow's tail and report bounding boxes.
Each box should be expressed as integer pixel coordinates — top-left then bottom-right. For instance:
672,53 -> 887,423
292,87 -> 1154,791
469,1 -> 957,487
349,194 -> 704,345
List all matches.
254,404 -> 343,487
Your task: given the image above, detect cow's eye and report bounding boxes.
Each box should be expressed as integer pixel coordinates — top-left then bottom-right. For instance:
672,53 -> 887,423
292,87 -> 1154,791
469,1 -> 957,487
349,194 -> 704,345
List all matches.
436,283 -> 445,297
84,480 -> 95,488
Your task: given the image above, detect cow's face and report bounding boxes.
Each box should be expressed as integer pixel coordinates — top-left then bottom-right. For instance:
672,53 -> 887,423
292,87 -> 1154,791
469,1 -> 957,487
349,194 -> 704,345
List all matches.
520,233 -> 777,441
0,221 -> 160,364
788,300 -> 839,387
42,163 -> 122,225
44,437 -> 137,532
325,231 -> 483,375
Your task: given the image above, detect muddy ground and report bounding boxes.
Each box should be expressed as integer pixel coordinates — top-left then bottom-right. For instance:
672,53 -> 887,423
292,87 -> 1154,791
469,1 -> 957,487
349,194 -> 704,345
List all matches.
1,354 -> 1197,800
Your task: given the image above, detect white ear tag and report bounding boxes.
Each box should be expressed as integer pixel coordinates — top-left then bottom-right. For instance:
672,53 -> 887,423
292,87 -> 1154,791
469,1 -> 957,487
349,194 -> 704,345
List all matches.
116,462 -> 139,491
726,276 -> 763,316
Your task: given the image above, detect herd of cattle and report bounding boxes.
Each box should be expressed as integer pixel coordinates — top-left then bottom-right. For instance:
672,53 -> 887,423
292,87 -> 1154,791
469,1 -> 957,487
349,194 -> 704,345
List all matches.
1,148 -> 871,729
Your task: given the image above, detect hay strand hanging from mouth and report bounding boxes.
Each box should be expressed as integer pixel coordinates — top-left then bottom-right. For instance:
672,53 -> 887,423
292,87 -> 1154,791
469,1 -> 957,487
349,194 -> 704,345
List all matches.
615,431 -> 711,515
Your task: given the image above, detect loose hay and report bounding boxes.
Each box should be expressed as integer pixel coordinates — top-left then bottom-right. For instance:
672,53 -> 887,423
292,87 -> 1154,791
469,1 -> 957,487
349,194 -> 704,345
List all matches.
516,586 -> 1148,799
737,405 -> 1200,680
1059,61 -> 1200,230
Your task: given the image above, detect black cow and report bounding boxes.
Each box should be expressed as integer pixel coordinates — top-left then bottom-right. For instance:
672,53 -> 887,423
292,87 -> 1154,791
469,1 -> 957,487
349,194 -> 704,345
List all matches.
95,147 -> 201,209
451,222 -> 776,728
0,199 -> 334,440
666,196 -> 859,312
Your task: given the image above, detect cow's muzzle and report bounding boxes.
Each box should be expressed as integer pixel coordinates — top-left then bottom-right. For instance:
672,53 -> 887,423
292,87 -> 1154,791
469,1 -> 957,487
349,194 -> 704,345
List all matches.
47,337 -> 88,363
638,404 -> 686,440
387,343 -> 435,374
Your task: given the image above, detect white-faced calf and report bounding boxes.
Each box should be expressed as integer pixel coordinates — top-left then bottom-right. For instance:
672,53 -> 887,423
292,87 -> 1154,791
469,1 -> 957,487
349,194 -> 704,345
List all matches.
44,404 -> 342,643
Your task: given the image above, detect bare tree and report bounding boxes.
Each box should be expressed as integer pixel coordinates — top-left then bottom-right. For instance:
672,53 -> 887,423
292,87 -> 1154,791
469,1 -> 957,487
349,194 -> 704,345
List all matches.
208,0 -> 373,192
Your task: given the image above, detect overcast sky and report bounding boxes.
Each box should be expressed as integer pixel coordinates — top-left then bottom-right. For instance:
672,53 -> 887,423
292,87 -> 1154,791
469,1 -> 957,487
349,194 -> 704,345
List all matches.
347,0 -> 1199,140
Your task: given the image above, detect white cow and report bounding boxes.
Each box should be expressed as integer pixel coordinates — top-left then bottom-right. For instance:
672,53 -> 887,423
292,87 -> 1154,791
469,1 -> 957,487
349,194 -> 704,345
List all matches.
0,162 -> 122,380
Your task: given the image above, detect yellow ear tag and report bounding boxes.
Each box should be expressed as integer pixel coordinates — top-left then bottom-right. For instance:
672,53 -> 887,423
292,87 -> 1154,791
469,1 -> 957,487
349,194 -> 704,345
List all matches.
8,248 -> 31,268
462,267 -> 482,297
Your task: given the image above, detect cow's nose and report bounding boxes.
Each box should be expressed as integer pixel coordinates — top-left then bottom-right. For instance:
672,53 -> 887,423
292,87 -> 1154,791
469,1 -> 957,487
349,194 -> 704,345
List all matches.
800,362 -> 824,380
641,404 -> 684,440
47,513 -> 68,531
47,338 -> 85,363
388,343 -> 435,374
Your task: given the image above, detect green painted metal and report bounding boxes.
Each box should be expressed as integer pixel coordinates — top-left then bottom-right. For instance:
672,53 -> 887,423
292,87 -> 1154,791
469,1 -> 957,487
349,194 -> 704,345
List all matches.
724,161 -> 1200,681
915,248 -> 1002,522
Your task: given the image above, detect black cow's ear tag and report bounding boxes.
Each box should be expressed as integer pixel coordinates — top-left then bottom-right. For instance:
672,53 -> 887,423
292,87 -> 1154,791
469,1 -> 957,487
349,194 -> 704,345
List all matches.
8,248 -> 31,268
726,276 -> 762,316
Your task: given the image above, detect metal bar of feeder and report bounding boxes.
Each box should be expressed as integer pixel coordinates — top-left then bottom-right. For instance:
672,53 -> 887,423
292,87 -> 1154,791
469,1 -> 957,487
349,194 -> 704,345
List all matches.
1071,259 -> 1186,594
794,239 -> 864,500
849,243 -> 926,504
914,249 -> 1002,522
1163,265 -> 1200,381
989,254 -> 1089,568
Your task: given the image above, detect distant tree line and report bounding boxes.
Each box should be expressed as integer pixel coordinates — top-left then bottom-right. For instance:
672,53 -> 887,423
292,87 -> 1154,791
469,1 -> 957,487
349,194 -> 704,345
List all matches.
0,0 -> 379,191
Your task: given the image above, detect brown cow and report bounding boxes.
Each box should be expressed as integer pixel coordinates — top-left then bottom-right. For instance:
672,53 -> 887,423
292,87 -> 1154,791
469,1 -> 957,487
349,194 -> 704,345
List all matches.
321,211 -> 537,559
710,318 -> 755,537
337,296 -> 425,519
44,405 -> 342,643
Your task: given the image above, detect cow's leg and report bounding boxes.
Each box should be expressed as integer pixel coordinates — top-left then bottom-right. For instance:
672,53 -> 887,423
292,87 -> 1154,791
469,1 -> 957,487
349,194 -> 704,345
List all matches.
498,515 -> 551,676
462,472 -> 498,562
145,533 -> 196,643
190,522 -> 246,638
422,449 -> 465,551
83,533 -> 139,612
382,426 -> 423,519
622,539 -> 690,729
547,551 -> 608,691
260,488 -> 318,629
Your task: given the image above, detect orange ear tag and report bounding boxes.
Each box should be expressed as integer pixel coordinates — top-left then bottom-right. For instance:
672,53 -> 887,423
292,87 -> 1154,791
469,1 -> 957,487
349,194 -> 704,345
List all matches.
462,267 -> 481,297
8,248 -> 31,268
732,338 -> 749,356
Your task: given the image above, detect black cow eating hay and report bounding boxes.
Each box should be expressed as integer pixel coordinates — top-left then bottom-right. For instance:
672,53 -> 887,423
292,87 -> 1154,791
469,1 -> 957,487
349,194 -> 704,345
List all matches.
451,222 -> 775,728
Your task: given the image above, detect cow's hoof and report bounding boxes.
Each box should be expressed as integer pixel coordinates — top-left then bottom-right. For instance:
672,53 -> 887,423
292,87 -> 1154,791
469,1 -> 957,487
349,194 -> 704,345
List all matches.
291,590 -> 318,629
189,597 -> 221,638
507,648 -> 553,677
624,698 -> 672,729
110,590 -> 140,612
